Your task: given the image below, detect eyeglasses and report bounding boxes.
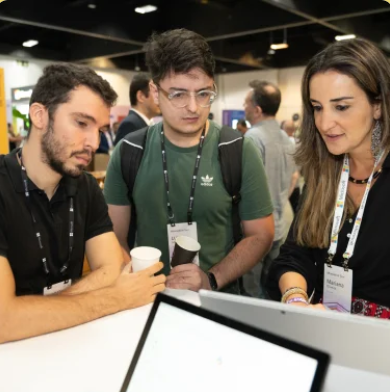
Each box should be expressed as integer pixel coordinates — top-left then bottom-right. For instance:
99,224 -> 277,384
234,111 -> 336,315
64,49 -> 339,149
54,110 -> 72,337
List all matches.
156,84 -> 217,108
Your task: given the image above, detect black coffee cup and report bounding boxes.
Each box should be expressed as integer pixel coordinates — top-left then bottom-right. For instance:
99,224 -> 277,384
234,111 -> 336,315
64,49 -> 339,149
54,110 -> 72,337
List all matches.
171,236 -> 201,268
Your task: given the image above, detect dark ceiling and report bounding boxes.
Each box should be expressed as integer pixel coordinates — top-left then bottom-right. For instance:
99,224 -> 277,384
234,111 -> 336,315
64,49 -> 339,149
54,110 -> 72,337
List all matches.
0,0 -> 389,73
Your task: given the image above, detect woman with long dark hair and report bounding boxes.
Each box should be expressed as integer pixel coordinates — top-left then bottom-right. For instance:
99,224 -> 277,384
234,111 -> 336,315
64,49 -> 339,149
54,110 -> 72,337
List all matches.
267,38 -> 390,319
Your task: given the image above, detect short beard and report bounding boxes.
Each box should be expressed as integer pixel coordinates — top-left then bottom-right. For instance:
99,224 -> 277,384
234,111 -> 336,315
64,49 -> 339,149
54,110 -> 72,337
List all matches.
41,121 -> 90,178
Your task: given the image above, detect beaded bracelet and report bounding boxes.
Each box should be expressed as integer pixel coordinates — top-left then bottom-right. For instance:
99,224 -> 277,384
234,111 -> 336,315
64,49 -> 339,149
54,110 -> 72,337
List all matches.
281,287 -> 309,303
286,297 -> 309,306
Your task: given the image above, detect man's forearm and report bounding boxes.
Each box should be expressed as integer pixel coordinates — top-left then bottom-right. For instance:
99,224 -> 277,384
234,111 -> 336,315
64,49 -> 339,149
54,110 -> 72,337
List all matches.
63,263 -> 122,295
0,286 -> 121,344
0,261 -> 165,344
210,234 -> 273,289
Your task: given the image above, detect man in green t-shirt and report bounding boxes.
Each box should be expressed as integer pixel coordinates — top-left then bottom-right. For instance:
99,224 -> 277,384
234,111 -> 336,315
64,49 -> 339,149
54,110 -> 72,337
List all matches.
104,29 -> 275,294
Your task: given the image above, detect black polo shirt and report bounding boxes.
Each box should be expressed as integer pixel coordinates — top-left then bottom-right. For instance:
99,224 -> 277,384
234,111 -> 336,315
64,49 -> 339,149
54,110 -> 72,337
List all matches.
0,150 -> 113,296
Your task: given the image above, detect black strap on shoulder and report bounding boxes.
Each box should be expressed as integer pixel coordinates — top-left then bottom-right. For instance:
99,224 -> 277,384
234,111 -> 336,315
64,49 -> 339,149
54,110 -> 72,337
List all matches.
120,126 -> 149,248
218,126 -> 244,245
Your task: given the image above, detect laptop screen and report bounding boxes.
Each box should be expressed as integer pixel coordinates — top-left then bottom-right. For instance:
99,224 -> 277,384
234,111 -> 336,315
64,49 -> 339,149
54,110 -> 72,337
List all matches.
121,295 -> 329,392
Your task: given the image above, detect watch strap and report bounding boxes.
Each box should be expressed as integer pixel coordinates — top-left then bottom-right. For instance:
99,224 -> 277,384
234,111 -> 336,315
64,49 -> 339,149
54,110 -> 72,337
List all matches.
207,271 -> 218,291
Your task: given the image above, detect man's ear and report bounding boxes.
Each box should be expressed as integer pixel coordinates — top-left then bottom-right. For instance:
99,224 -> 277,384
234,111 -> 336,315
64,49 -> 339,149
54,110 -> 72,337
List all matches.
136,90 -> 146,104
255,104 -> 263,117
29,103 -> 48,133
149,82 -> 159,106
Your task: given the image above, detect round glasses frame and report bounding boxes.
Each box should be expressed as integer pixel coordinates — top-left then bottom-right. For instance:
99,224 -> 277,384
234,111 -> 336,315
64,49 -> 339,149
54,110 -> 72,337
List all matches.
156,83 -> 218,108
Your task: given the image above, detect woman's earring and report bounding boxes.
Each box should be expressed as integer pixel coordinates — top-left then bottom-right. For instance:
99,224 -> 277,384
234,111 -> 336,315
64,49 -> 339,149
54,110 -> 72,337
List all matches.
371,120 -> 382,160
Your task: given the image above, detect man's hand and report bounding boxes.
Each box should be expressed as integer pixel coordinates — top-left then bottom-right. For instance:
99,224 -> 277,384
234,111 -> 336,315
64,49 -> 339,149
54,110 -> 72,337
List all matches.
166,264 -> 211,292
113,262 -> 166,309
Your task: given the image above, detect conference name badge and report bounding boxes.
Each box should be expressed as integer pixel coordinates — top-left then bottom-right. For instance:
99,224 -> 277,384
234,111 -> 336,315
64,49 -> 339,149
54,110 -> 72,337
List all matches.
43,280 -> 72,296
323,265 -> 352,313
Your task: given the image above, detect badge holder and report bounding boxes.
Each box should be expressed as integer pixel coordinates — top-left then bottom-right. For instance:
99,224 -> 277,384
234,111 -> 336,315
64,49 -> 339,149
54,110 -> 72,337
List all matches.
323,256 -> 352,313
44,279 -> 72,296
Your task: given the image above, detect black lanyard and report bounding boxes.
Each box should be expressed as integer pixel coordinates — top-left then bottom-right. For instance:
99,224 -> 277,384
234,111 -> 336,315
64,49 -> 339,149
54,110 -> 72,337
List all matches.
160,125 -> 206,226
18,150 -> 74,285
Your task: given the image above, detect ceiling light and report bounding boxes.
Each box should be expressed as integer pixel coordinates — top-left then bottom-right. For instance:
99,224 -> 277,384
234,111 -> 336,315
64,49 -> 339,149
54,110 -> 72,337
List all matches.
269,28 -> 289,51
267,49 -> 276,55
335,34 -> 356,41
88,3 -> 96,9
135,5 -> 157,14
270,43 -> 288,50
22,40 -> 39,48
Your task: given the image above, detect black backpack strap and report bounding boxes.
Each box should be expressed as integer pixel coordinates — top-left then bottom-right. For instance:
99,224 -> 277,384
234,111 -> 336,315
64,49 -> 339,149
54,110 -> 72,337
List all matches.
120,127 -> 149,248
218,126 -> 244,245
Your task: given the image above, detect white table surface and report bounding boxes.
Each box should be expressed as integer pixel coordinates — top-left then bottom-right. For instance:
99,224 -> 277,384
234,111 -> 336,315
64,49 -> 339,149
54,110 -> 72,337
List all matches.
0,289 -> 389,392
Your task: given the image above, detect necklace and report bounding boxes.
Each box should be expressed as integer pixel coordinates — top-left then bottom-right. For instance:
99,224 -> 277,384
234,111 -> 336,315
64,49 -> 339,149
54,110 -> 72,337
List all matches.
349,168 -> 382,185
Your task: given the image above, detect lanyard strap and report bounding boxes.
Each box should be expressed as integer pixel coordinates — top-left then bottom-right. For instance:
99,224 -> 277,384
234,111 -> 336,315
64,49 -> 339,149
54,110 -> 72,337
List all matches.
19,150 -> 74,283
328,151 -> 384,270
160,125 -> 206,226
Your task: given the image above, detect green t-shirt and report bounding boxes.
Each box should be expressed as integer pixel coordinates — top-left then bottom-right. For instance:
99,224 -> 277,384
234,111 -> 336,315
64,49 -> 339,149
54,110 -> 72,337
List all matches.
104,121 -> 273,278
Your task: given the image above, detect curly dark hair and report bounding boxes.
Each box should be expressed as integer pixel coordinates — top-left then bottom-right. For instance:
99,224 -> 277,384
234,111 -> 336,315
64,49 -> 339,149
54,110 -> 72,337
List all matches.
29,63 -> 117,130
144,29 -> 215,84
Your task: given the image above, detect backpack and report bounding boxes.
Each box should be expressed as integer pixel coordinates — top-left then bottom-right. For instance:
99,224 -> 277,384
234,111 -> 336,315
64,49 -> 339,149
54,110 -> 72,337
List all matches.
120,125 -> 243,250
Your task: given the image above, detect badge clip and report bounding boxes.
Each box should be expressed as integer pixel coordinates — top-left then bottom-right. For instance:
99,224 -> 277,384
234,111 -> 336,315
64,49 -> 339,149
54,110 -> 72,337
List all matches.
342,257 -> 350,272
326,255 -> 333,267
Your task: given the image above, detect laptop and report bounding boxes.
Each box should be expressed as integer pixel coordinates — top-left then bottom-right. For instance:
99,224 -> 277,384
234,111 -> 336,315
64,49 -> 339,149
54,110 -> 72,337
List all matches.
199,290 -> 390,376
120,293 -> 330,392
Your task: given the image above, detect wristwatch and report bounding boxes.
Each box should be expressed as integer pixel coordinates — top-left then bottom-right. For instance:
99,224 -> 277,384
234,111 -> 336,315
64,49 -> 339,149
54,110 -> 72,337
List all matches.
207,271 -> 218,291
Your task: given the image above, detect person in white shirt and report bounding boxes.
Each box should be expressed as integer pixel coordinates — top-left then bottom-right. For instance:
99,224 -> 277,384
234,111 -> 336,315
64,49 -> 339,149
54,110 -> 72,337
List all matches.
282,120 -> 296,144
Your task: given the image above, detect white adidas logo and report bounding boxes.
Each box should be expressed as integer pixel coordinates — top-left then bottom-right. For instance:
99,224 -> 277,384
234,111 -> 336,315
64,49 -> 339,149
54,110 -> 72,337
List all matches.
201,175 -> 213,187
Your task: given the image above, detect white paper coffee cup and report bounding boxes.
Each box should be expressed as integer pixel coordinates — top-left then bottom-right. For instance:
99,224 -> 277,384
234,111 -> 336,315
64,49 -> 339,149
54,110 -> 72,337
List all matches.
130,246 -> 161,272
